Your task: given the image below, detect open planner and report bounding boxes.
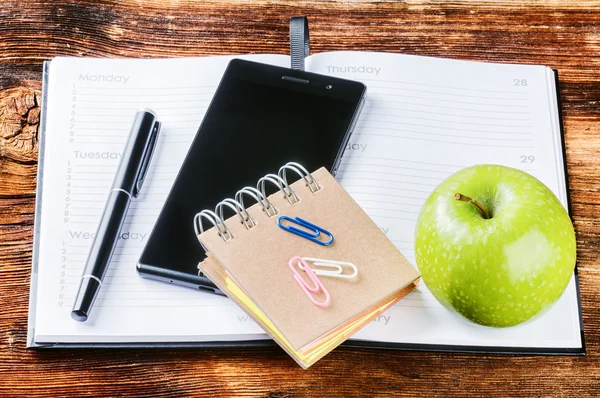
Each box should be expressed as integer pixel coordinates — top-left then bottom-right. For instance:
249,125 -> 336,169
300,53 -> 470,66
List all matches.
28,51 -> 584,354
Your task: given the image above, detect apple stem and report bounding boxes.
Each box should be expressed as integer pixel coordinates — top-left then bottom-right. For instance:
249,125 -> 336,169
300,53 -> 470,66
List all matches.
454,193 -> 490,219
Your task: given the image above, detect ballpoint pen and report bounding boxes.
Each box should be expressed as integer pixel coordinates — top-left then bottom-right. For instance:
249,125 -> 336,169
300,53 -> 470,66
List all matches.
71,109 -> 161,322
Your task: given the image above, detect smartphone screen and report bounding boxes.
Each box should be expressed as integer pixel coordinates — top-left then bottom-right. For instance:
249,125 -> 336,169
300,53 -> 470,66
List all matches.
137,59 -> 366,290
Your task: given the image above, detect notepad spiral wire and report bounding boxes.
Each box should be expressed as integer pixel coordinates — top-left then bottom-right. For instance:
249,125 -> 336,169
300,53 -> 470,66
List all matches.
193,162 -> 321,248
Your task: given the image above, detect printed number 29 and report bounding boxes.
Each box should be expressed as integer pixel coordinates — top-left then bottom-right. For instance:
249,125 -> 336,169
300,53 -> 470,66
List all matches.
514,79 -> 528,86
521,155 -> 535,163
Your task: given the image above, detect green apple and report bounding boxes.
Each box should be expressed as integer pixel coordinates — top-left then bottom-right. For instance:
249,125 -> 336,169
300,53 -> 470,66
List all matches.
414,164 -> 576,327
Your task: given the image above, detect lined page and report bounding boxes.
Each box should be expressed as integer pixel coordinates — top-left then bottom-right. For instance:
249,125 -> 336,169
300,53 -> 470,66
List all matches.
307,51 -> 581,349
34,55 -> 289,343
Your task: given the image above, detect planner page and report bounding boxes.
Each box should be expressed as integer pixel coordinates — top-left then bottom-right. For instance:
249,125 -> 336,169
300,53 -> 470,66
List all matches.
307,51 -> 582,349
32,55 -> 289,343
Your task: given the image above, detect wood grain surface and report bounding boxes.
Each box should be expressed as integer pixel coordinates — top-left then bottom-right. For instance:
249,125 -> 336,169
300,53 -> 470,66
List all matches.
2,0 -> 600,396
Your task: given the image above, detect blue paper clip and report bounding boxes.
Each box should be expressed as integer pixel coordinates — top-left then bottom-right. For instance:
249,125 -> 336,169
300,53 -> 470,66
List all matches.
277,216 -> 334,246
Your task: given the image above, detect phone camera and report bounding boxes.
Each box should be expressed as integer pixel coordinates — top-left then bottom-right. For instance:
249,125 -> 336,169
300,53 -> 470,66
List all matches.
325,85 -> 333,90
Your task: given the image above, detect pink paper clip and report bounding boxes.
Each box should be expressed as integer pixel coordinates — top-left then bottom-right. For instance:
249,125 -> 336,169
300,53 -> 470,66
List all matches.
288,256 -> 331,307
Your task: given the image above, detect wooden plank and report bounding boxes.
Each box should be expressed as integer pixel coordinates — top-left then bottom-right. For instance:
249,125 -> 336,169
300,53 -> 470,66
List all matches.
1,0 -> 600,396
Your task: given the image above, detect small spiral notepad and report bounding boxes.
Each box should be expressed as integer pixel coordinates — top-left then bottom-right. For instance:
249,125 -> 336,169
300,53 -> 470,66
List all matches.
195,164 -> 420,368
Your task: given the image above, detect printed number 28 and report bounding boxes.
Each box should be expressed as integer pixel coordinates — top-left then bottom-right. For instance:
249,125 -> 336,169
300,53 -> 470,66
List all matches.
514,79 -> 528,86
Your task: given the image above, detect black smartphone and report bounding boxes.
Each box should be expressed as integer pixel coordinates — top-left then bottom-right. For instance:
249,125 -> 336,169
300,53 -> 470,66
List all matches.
136,59 -> 366,293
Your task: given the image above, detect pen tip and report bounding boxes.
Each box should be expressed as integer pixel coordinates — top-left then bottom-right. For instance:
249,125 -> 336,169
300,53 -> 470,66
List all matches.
71,276 -> 101,322
71,310 -> 88,322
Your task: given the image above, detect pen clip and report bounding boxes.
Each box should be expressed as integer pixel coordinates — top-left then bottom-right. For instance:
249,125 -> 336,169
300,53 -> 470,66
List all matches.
133,120 -> 161,198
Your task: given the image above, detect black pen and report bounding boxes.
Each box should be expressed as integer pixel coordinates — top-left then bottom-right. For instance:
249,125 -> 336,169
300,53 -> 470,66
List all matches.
71,109 -> 161,322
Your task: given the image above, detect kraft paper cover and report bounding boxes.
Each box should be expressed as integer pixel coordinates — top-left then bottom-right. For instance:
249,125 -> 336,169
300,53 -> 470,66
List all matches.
198,167 -> 420,351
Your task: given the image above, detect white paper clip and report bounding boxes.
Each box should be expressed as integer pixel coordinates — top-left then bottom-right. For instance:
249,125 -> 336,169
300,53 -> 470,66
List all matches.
298,257 -> 358,279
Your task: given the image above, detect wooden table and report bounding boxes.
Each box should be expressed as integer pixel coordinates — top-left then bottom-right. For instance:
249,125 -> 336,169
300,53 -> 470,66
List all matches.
1,1 -> 599,395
